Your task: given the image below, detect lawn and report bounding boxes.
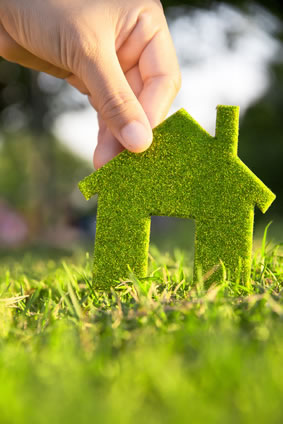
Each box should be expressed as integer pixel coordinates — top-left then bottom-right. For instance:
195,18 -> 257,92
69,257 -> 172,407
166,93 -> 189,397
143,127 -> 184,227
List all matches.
0,227 -> 282,424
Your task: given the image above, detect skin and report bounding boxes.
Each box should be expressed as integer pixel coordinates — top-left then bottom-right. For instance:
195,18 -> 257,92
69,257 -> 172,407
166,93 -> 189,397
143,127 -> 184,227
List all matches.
0,0 -> 181,168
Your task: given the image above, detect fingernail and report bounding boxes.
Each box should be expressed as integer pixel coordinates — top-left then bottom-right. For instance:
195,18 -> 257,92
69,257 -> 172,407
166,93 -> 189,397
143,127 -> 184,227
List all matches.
120,121 -> 153,152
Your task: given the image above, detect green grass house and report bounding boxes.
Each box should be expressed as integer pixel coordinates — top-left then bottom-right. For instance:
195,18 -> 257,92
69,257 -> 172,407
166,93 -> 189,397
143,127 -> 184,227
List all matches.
79,105 -> 276,289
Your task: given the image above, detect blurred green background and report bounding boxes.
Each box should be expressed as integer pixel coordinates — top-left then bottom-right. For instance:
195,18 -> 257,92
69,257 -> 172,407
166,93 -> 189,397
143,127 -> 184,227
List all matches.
0,0 -> 282,258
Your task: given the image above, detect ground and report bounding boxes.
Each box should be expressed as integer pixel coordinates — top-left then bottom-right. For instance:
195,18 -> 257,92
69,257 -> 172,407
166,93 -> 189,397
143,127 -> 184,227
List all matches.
0,227 -> 282,424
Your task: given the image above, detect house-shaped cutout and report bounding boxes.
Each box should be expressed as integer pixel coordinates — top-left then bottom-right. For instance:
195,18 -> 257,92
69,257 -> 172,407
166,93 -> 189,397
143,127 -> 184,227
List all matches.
79,105 -> 276,289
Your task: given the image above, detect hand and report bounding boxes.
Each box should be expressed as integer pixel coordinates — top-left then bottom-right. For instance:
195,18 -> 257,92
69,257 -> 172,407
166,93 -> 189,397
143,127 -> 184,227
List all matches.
0,0 -> 181,168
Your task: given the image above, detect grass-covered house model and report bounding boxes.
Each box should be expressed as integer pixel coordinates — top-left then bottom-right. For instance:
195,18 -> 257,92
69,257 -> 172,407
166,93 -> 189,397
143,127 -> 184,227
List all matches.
79,105 -> 275,289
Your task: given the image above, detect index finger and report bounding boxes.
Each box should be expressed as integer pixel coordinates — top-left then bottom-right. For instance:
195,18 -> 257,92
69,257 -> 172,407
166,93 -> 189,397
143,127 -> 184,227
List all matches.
138,19 -> 181,128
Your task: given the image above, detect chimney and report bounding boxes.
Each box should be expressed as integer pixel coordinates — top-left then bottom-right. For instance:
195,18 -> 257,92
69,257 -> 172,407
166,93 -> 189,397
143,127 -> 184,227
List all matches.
215,105 -> 240,155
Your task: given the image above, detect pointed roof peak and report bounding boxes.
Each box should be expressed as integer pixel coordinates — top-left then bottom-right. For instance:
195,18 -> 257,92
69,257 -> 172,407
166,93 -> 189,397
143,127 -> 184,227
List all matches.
154,108 -> 213,139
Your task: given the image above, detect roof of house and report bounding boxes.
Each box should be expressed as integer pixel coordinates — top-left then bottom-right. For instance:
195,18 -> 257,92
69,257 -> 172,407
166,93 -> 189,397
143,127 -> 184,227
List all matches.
79,105 -> 275,218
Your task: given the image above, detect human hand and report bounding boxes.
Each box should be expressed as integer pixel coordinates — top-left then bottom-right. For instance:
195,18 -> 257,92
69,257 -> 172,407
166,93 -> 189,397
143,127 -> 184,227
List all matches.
0,0 -> 181,168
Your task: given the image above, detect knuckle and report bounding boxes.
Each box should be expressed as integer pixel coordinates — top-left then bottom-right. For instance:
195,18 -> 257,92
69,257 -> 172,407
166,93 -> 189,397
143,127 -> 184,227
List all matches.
139,10 -> 155,27
99,92 -> 136,122
168,68 -> 182,94
161,71 -> 182,96
139,2 -> 164,24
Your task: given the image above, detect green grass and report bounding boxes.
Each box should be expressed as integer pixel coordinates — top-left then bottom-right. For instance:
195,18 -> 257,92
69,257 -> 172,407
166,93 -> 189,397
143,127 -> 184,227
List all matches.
0,229 -> 283,424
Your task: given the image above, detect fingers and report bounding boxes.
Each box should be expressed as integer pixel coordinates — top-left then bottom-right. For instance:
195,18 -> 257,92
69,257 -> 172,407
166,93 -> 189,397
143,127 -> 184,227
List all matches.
93,65 -> 144,169
116,9 -> 181,129
93,124 -> 124,169
92,4 -> 181,169
117,11 -> 160,73
0,24 -> 70,79
80,38 -> 152,154
138,20 -> 181,128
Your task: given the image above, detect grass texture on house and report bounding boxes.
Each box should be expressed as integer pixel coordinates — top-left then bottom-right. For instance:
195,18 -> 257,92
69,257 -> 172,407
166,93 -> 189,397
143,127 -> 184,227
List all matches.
79,106 -> 275,289
0,231 -> 282,424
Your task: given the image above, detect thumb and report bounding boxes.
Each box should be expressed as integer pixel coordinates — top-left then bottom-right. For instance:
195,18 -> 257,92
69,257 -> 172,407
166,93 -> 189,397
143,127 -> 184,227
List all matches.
81,43 -> 153,153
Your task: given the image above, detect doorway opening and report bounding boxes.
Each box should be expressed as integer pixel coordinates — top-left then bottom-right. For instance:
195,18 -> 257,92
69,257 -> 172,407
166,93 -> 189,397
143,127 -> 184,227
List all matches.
149,216 -> 195,279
